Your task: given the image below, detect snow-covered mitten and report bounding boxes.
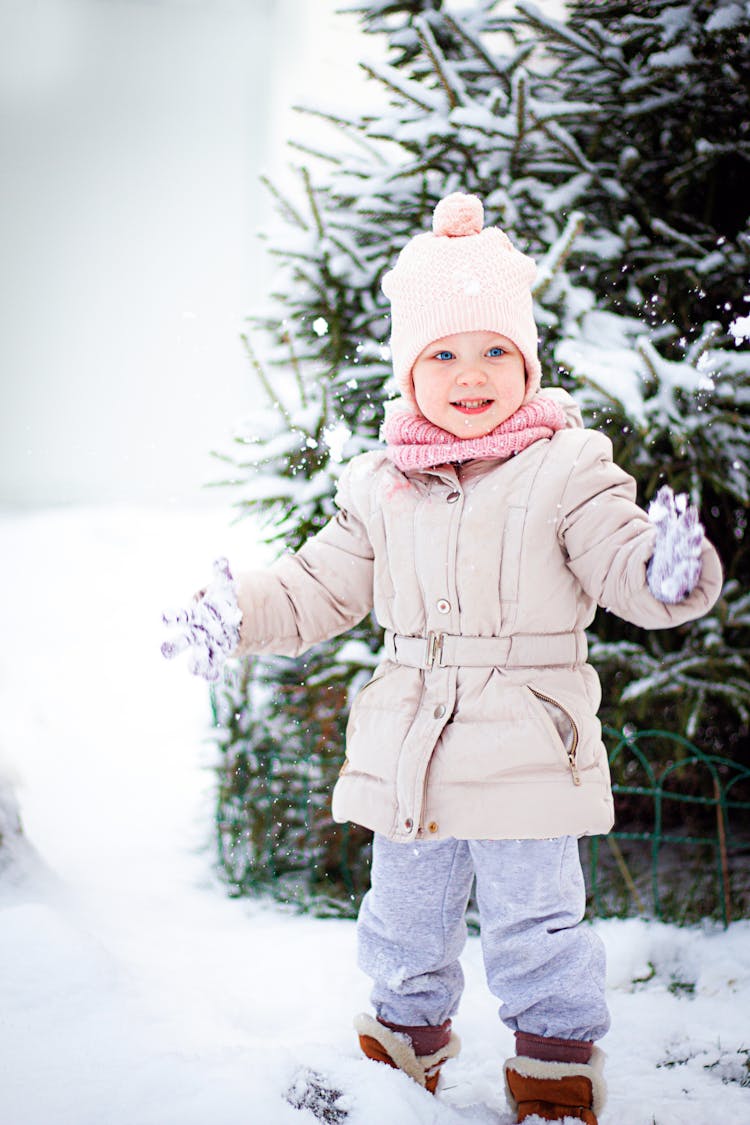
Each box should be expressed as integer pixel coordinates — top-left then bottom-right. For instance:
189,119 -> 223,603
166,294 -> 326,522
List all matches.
646,485 -> 704,604
354,1013 -> 461,1095
161,557 -> 242,681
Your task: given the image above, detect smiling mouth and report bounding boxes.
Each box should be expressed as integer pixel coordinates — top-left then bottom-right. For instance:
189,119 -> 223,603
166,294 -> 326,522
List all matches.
452,399 -> 493,413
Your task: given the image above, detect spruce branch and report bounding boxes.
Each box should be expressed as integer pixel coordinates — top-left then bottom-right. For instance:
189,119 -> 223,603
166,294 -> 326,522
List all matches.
301,166 -> 325,239
574,375 -> 635,421
622,90 -> 684,118
510,67 -> 528,174
259,174 -> 308,232
533,211 -> 585,298
443,10 -> 529,88
292,103 -> 360,130
413,13 -> 467,108
378,143 -> 453,181
632,257 -> 702,285
686,322 -> 722,366
288,140 -> 343,167
294,104 -> 387,162
515,1 -> 612,65
240,333 -> 293,427
326,231 -> 368,274
650,218 -> 708,255
635,336 -> 661,385
534,118 -> 594,175
359,60 -> 444,113
279,328 -> 309,409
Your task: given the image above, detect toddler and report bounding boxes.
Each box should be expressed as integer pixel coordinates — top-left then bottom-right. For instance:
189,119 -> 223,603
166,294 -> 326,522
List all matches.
163,193 -> 722,1123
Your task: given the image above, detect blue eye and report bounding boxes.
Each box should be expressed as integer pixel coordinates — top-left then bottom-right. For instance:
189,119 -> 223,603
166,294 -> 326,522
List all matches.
487,346 -> 505,357
435,350 -> 454,361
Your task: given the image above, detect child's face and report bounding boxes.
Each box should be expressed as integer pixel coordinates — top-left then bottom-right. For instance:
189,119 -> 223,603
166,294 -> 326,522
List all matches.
411,330 -> 526,437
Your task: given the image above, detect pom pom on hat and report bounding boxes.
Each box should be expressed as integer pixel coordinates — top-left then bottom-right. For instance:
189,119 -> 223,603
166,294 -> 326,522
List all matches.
433,193 -> 484,237
382,192 -> 542,406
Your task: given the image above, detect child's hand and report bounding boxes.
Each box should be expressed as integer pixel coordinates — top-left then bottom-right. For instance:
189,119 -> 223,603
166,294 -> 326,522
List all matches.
161,558 -> 242,681
646,485 -> 704,604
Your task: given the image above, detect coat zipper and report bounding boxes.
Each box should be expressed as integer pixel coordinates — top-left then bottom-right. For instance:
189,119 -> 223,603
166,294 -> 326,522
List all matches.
416,766 -> 431,836
528,687 -> 581,786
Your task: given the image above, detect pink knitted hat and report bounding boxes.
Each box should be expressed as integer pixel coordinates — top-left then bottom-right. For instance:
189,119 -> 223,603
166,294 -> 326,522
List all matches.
381,193 -> 542,405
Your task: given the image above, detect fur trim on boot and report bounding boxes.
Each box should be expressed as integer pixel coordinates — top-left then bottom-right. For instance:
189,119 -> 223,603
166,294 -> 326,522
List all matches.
354,1013 -> 461,1094
503,1046 -> 607,1123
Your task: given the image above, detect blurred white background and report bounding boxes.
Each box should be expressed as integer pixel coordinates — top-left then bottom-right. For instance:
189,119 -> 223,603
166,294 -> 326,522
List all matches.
1,0 -> 564,510
0,0 -> 374,508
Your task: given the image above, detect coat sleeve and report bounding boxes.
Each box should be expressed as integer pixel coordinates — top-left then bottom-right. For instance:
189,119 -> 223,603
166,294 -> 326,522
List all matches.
557,430 -> 723,629
233,463 -> 375,658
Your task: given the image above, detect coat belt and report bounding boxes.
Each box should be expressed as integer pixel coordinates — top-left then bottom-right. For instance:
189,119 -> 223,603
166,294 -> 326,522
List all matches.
384,629 -> 587,669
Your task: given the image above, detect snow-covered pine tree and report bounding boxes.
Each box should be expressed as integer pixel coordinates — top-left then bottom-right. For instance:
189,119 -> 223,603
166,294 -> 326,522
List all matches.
212,0 -> 749,911
518,0 -> 750,329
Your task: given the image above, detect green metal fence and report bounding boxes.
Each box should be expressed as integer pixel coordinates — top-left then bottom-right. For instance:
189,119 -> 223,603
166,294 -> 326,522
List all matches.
215,717 -> 750,925
584,728 -> 750,926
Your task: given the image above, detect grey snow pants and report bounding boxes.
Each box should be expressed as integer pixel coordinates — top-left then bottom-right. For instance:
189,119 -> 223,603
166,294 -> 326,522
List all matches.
357,834 -> 610,1042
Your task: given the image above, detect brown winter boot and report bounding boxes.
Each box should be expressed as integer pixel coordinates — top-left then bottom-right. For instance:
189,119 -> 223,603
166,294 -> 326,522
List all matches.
504,1046 -> 606,1123
354,1013 -> 461,1094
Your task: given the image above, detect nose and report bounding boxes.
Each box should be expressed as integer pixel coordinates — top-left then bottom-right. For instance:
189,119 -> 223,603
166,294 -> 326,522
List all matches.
456,364 -> 487,386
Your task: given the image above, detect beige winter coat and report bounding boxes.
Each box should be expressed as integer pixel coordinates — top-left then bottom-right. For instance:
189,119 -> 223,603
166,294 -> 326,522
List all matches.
235,391 -> 723,844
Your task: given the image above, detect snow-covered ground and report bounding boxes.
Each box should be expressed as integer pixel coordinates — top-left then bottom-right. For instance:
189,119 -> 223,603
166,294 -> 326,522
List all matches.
1,506 -> 748,1125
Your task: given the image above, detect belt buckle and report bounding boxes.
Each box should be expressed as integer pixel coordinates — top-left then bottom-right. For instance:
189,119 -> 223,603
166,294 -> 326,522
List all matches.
425,631 -> 445,670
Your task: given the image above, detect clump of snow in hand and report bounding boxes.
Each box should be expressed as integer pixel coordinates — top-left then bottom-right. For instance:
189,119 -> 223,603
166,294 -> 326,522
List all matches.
161,557 -> 242,681
646,486 -> 703,605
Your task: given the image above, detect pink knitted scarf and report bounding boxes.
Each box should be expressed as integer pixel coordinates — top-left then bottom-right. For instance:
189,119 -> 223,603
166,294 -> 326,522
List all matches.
382,397 -> 568,471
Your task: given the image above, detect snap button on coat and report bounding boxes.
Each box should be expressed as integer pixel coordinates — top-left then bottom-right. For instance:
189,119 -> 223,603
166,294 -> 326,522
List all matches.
436,599 -> 451,614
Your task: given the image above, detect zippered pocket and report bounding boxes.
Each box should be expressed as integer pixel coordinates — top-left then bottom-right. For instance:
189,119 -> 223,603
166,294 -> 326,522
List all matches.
528,687 -> 581,786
